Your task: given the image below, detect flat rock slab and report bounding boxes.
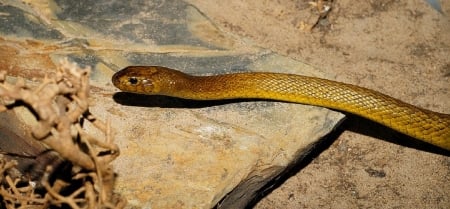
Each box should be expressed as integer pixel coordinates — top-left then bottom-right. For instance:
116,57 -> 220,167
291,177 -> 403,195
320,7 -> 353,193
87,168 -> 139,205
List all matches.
0,1 -> 344,208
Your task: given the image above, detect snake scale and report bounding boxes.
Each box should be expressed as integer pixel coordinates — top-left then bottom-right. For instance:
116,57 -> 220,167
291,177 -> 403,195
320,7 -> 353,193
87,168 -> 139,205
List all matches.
112,66 -> 450,151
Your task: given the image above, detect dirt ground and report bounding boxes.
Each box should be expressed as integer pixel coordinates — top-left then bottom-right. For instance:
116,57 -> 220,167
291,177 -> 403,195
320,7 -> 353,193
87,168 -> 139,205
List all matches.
1,0 -> 448,208
188,0 -> 450,208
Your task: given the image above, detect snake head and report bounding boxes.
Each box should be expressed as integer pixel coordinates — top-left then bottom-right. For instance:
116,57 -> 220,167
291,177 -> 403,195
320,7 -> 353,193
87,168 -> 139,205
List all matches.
112,66 -> 191,95
112,66 -> 163,95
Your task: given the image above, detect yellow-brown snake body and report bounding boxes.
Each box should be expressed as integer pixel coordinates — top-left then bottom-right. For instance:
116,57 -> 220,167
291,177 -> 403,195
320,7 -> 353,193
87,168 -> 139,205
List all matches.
112,66 -> 450,150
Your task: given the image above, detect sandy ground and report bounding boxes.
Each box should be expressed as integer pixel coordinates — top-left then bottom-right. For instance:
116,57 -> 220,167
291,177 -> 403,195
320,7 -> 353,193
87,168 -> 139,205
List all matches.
188,0 -> 450,208
0,0 -> 448,208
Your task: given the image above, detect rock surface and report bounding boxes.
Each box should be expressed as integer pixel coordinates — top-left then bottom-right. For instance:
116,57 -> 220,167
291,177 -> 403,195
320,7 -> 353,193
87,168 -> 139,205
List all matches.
0,1 -> 345,208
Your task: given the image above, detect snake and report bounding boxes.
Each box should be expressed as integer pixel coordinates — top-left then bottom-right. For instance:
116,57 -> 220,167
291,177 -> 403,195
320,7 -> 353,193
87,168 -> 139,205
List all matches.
112,66 -> 450,151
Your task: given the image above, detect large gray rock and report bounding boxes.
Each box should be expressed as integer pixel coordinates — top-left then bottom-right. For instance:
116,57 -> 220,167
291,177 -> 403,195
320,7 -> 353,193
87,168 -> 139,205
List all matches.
0,1 -> 343,208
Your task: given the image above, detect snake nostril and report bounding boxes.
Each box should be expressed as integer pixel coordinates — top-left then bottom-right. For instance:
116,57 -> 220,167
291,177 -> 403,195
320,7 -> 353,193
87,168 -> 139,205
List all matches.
128,77 -> 138,85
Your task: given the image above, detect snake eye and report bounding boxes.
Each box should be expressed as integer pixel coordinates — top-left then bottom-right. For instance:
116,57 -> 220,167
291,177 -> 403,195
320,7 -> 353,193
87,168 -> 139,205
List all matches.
128,77 -> 138,85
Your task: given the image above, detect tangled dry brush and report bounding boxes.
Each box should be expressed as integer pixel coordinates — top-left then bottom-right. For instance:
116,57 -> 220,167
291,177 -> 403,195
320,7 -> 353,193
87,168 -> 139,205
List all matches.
0,60 -> 125,208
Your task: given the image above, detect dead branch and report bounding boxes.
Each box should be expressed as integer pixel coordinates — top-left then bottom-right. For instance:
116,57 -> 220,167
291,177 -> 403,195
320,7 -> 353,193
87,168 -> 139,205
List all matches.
0,59 -> 125,208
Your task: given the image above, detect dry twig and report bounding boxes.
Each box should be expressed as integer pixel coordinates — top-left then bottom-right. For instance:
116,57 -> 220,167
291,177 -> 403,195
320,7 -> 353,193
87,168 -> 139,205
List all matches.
0,59 -> 124,208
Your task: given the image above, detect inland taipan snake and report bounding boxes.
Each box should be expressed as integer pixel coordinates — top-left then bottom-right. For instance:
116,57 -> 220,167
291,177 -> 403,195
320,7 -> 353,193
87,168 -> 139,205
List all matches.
112,66 -> 450,151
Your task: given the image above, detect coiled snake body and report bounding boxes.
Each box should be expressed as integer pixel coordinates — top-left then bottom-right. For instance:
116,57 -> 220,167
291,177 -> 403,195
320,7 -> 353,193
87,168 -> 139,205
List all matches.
112,66 -> 450,151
